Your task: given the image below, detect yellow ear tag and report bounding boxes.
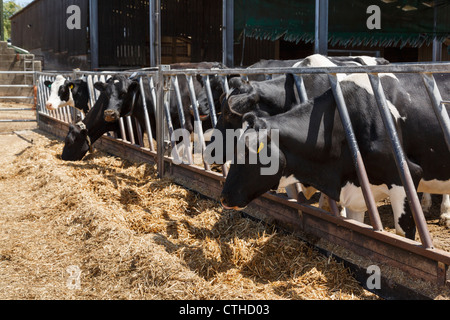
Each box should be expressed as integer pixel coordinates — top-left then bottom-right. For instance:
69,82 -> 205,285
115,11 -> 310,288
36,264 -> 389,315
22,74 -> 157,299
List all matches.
69,85 -> 74,90
257,142 -> 264,154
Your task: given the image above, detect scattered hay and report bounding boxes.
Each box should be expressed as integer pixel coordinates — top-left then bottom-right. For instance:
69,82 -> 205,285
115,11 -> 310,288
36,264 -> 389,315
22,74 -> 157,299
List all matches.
0,131 -> 378,299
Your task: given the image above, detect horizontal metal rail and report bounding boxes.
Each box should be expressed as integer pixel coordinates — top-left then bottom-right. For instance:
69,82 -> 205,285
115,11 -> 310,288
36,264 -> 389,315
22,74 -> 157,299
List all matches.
0,119 -> 36,123
160,63 -> 450,76
0,108 -> 34,111
0,84 -> 34,88
0,71 -> 35,74
0,96 -> 34,99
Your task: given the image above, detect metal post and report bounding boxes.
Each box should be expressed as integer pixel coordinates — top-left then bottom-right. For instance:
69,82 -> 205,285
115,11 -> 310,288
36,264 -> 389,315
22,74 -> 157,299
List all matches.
328,73 -> 383,232
432,4 -> 442,62
139,77 -> 156,152
172,75 -> 194,164
156,65 -> 169,178
149,0 -> 161,67
89,0 -> 99,70
421,73 -> 450,152
1,0 -> 4,42
149,0 -> 155,67
368,73 -> 434,249
293,74 -> 308,104
222,0 -> 234,67
202,75 -> 218,127
315,0 -> 329,55
186,74 -> 211,171
153,0 -> 161,66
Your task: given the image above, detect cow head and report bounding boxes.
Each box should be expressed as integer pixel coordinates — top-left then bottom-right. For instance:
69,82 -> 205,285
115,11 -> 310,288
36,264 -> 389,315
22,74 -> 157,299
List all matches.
95,75 -> 140,122
44,76 -> 89,113
62,122 -> 92,161
219,112 -> 285,210
213,78 -> 266,164
44,75 -> 74,110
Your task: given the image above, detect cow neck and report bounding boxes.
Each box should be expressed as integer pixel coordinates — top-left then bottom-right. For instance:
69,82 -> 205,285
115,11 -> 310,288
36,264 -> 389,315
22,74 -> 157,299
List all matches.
273,97 -> 344,201
81,94 -> 119,144
73,82 -> 90,114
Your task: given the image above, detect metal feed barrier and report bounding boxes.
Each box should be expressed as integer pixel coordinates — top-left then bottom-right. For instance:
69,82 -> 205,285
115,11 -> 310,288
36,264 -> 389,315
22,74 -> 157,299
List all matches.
34,63 -> 450,295
0,71 -> 37,124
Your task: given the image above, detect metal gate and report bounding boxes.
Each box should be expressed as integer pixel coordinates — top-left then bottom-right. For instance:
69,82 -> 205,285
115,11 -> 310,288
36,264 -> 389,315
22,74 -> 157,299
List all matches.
35,63 -> 450,292
0,71 -> 37,125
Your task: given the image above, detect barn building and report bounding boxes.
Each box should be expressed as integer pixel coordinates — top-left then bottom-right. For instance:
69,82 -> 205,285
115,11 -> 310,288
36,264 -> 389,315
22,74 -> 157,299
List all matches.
9,0 -> 450,71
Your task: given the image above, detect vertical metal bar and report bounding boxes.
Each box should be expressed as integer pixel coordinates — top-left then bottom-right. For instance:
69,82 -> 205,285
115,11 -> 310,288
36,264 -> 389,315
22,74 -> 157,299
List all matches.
86,75 -> 96,110
222,0 -> 234,67
432,5 -> 442,62
149,0 -> 156,67
139,77 -> 156,152
126,116 -> 136,145
421,73 -> 450,152
186,74 -> 211,171
171,76 -> 194,164
37,74 -> 45,114
222,75 -> 230,95
156,65 -> 169,178
154,0 -> 161,66
89,0 -> 99,70
315,0 -> 329,55
293,74 -> 308,104
148,76 -> 158,114
163,91 -> 182,164
202,75 -> 218,127
0,0 -> 4,42
134,118 -> 144,147
328,73 -> 383,232
368,73 -> 434,249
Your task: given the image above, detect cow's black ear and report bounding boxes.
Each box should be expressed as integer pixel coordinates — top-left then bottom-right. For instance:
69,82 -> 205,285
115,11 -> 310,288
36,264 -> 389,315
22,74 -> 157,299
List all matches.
44,80 -> 53,88
94,82 -> 107,92
228,91 -> 260,116
65,80 -> 75,91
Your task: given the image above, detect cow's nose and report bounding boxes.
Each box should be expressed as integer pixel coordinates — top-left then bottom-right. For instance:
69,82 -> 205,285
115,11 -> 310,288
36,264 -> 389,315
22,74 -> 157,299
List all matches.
46,102 -> 54,110
220,195 -> 232,210
104,109 -> 120,122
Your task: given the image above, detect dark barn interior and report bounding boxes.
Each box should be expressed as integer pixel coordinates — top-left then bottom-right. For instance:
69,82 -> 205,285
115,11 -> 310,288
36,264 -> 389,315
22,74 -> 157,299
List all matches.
10,0 -> 223,70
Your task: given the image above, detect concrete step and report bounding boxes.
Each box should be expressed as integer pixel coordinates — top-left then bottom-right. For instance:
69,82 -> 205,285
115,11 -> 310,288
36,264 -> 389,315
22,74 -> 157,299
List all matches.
0,42 -> 7,52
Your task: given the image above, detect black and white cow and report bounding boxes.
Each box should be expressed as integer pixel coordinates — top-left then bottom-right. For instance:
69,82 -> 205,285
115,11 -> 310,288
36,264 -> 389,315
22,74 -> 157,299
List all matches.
61,76 -> 151,161
220,73 -> 450,240
44,75 -> 90,114
101,62 -> 226,134
215,54 -> 388,199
